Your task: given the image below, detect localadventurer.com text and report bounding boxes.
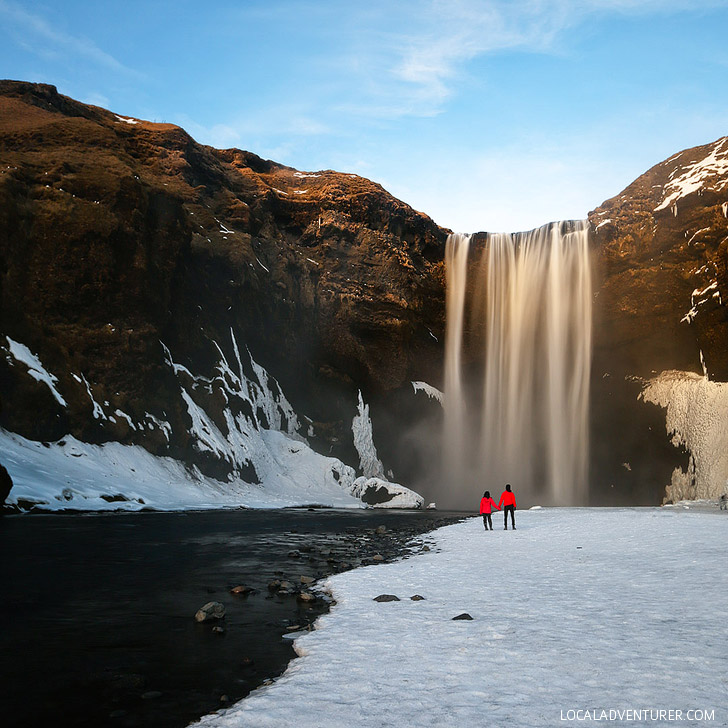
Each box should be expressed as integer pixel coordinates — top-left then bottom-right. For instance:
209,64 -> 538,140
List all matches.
560,709 -> 715,722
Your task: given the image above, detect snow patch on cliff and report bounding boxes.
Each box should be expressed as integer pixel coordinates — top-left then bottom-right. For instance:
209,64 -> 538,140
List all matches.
349,392 -> 423,508
681,280 -> 720,323
411,381 -> 444,405
3,336 -> 67,406
655,136 -> 728,212
79,373 -> 106,419
640,371 -> 728,501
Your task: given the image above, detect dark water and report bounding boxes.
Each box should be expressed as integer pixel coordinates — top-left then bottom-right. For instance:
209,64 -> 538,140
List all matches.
0,508 -> 465,728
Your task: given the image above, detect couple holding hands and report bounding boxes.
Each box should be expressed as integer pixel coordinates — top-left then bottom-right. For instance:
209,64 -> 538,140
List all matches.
480,484 -> 516,531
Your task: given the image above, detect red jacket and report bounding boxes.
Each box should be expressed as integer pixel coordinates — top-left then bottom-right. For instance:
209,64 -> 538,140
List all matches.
498,491 -> 516,508
480,497 -> 499,514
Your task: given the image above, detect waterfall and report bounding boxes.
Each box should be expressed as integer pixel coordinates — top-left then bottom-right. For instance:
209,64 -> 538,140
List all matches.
443,221 -> 592,506
442,234 -> 472,506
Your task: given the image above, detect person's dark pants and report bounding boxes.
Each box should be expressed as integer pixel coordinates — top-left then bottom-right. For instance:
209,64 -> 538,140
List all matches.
503,505 -> 515,529
482,513 -> 493,530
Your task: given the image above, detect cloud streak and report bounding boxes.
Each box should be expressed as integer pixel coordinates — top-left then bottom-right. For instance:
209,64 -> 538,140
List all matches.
0,0 -> 139,76
333,0 -> 728,119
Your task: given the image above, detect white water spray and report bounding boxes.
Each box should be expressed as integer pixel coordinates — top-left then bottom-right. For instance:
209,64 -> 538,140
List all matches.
443,221 -> 592,506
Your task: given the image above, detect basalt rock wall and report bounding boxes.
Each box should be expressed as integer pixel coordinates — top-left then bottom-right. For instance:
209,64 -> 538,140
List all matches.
589,137 -> 728,503
0,81 -> 447,494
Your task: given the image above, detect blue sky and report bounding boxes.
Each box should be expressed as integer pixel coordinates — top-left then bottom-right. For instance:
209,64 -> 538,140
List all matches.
2,0 -> 728,232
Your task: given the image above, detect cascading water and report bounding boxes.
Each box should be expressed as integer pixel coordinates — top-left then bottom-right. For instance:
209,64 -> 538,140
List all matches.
443,220 -> 592,507
443,233 -> 472,505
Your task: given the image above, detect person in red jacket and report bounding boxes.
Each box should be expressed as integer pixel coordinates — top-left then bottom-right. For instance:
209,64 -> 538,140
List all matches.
479,490 -> 500,530
498,484 -> 516,530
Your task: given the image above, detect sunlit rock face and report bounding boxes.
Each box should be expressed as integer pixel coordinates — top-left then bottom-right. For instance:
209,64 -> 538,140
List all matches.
590,137 -> 728,504
0,81 -> 447,505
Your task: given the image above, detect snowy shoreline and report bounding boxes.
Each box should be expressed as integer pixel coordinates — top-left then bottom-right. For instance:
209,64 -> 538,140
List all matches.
192,507 -> 727,728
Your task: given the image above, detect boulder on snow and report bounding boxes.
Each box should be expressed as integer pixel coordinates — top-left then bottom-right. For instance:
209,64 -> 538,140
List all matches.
194,601 -> 225,622
452,613 -> 473,620
410,595 -> 426,601
0,463 -> 12,506
373,594 -> 400,602
350,477 -> 424,509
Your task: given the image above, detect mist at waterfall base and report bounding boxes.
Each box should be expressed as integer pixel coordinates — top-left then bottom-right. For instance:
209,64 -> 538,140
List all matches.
439,221 -> 592,510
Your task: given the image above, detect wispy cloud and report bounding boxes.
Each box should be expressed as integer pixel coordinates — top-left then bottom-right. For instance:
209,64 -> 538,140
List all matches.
0,0 -> 139,76
331,0 -> 728,119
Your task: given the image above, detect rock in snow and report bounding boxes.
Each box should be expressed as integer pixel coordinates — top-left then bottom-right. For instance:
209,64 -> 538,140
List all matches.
350,477 -> 424,509
373,594 -> 400,602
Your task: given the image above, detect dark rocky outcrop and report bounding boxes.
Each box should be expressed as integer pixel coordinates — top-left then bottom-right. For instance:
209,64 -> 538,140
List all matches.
589,137 -> 728,503
0,80 -> 447,491
0,462 -> 12,506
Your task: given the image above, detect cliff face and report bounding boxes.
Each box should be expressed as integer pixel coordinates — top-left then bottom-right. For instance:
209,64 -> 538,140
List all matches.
589,137 -> 728,503
0,81 -> 447,506
3,80 -> 726,508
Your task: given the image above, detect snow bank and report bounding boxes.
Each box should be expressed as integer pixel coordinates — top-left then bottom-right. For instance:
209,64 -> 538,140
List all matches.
640,371 -> 728,501
192,508 -> 728,728
0,428 -> 361,511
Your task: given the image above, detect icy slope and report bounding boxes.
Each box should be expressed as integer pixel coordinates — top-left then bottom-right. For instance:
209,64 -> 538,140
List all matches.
193,508 -> 728,728
2,329 -> 423,511
0,429 -> 363,511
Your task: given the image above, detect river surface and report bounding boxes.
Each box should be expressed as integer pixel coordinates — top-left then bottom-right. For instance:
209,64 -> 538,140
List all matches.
0,508 -> 465,728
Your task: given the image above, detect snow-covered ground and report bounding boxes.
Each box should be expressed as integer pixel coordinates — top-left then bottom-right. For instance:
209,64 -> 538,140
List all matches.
193,508 -> 727,728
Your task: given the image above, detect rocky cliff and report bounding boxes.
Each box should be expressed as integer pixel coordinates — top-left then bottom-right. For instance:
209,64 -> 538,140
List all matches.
2,80 -> 726,509
0,80 -> 446,510
590,137 -> 728,503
